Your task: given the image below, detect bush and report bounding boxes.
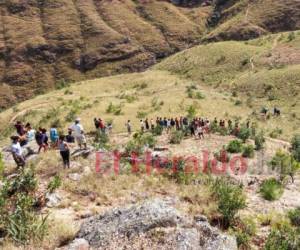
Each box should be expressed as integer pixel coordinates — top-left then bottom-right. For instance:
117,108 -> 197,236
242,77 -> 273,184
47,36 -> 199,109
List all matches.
186,104 -> 197,119
169,130 -> 184,144
230,217 -> 256,249
242,145 -> 255,158
211,178 -> 246,227
260,178 -> 284,201
125,132 -> 156,155
0,167 -> 48,244
47,175 -> 62,194
254,131 -> 265,150
106,102 -> 122,115
265,224 -> 300,250
269,150 -> 300,183
237,126 -> 251,142
151,125 -> 163,136
94,130 -> 110,150
288,208 -> 300,227
291,134 -> 300,162
226,140 -> 243,153
269,128 -> 283,138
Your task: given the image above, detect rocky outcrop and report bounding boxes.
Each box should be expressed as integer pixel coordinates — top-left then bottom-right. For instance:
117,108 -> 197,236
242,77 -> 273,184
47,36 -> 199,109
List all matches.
73,199 -> 237,249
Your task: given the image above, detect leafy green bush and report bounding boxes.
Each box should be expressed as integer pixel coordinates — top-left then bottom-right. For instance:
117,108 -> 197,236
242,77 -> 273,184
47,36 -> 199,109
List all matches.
265,224 -> 300,250
288,208 -> 300,227
125,132 -> 156,155
291,134 -> 300,162
242,145 -> 255,158
186,104 -> 197,119
94,130 -> 110,150
269,128 -> 283,139
47,175 -> 62,194
211,178 -> 246,227
226,140 -> 243,153
151,125 -> 163,136
237,126 -> 251,142
0,167 -> 48,244
106,102 -> 123,115
269,150 -> 300,183
169,130 -> 184,144
259,178 -> 284,201
254,131 -> 265,150
230,217 -> 256,249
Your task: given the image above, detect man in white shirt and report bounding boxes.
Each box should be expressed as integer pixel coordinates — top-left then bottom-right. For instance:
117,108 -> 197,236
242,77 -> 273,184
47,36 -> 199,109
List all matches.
70,118 -> 87,149
11,136 -> 25,167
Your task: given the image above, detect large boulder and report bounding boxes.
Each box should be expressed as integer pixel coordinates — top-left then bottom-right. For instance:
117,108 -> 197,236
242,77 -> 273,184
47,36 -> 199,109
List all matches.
75,199 -> 237,250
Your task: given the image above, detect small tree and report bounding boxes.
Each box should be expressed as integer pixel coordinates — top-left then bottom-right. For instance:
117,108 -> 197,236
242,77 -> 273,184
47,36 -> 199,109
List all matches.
237,126 -> 251,142
269,150 -> 300,183
227,140 -> 243,153
211,178 -> 246,228
291,134 -> 300,162
169,130 -> 184,144
254,131 -> 265,150
0,152 -> 4,179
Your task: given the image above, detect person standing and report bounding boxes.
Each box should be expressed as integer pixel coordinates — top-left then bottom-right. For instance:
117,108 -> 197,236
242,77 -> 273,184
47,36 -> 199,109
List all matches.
10,136 -> 25,167
126,120 -> 132,135
58,135 -> 70,169
70,118 -> 87,149
50,124 -> 59,148
140,120 -> 145,133
145,118 -> 150,131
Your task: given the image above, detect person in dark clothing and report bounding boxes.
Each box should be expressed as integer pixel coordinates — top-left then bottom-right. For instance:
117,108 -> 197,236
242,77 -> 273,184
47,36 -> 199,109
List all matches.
94,118 -> 100,129
66,129 -> 75,143
58,135 -> 70,168
175,117 -> 180,130
145,118 -> 150,130
170,118 -> 175,128
15,121 -> 25,136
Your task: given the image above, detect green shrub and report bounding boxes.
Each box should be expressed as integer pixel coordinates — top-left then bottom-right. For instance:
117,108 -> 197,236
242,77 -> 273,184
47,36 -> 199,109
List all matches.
260,178 -> 284,201
186,104 -> 197,119
269,150 -> 300,183
231,217 -> 256,249
237,126 -> 251,142
254,131 -> 265,150
106,102 -> 123,115
151,125 -> 163,136
136,111 -> 148,119
169,130 -> 184,144
288,208 -> 300,227
291,134 -> 300,162
0,167 -> 48,244
125,132 -> 156,155
47,175 -> 62,194
242,145 -> 255,158
226,140 -> 243,153
211,178 -> 246,227
94,130 -> 110,150
265,224 -> 300,250
269,128 -> 283,138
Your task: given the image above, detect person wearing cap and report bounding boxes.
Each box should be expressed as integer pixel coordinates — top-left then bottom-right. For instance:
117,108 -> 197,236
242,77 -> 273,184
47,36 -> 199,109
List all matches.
10,136 -> 25,167
70,118 -> 87,149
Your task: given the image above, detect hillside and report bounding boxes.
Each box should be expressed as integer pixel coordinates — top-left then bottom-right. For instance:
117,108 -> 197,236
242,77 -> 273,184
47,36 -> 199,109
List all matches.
0,31 -> 299,142
0,0 -> 299,108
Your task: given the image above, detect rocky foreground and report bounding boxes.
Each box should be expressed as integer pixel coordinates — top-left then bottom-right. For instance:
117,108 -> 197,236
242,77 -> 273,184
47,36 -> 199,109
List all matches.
60,199 -> 237,250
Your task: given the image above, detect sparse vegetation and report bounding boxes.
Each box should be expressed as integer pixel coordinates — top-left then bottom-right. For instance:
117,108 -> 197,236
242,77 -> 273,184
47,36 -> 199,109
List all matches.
212,178 -> 246,227
260,178 -> 284,201
288,208 -> 300,227
169,130 -> 184,144
242,145 -> 255,158
254,132 -> 265,150
226,140 -> 243,153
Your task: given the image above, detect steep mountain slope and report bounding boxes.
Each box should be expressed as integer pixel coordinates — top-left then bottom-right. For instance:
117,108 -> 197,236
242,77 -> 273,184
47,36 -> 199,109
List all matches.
0,0 -> 299,108
0,31 -> 299,142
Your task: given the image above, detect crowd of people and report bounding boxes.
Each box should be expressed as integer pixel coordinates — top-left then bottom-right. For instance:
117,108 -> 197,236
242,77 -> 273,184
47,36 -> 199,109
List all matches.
135,116 -> 244,139
10,118 -> 87,169
9,114 -> 253,169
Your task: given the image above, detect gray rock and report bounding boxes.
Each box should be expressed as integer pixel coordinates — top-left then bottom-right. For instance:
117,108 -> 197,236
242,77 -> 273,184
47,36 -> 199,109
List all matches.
56,238 -> 89,250
68,173 -> 81,181
77,199 -> 237,250
46,192 -> 62,208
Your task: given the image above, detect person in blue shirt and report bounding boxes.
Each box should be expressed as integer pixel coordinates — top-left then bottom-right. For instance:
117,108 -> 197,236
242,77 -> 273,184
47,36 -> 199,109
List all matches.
50,124 -> 59,147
